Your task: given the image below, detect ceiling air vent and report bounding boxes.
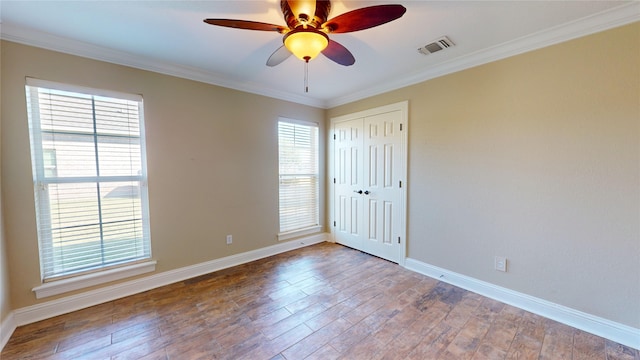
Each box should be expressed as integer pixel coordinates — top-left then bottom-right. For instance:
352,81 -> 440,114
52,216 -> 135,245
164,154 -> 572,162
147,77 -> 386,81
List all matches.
418,36 -> 454,55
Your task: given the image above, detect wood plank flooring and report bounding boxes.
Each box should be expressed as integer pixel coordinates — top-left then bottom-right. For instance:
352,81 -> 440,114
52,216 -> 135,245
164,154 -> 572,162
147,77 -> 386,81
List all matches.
2,242 -> 638,359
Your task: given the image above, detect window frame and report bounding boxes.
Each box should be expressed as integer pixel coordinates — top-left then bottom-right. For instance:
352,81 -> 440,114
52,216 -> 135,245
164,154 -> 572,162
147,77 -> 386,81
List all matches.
25,78 -> 154,297
277,118 -> 321,240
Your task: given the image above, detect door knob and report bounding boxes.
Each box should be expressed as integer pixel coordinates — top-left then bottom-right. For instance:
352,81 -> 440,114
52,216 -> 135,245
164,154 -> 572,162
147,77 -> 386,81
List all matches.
364,190 -> 370,195
354,190 -> 363,194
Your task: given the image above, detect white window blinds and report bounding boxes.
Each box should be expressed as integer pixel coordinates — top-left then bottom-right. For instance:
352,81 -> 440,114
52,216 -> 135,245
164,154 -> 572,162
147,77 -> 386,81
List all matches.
25,79 -> 151,281
278,120 -> 319,234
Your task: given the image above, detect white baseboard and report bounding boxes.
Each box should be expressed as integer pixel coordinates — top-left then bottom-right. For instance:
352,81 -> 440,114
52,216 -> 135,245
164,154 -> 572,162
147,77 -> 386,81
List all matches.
0,233 -> 328,351
33,260 -> 157,299
404,258 -> 640,350
0,311 -> 16,351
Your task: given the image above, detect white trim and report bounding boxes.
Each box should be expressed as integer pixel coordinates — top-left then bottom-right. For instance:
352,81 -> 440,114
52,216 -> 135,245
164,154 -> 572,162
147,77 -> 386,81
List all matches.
11,234 -> 328,331
0,312 -> 16,351
277,226 -> 322,241
1,24 -> 325,109
26,77 -> 142,101
1,4 -> 637,109
404,258 -> 640,350
327,3 -> 640,108
278,117 -> 319,127
32,261 -> 157,299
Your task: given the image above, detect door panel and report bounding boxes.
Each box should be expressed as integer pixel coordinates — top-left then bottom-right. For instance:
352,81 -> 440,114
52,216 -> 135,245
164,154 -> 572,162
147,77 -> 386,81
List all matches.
367,198 -> 377,239
334,108 -> 404,263
362,111 -> 403,262
384,144 -> 393,188
369,145 -> 377,187
334,118 -> 364,250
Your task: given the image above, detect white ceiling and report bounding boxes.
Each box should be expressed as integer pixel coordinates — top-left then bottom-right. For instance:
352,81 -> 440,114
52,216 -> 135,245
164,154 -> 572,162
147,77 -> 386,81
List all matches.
1,1 -> 638,108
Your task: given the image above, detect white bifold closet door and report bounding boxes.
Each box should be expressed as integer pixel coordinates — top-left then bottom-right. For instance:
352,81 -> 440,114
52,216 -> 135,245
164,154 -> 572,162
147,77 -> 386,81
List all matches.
333,103 -> 406,263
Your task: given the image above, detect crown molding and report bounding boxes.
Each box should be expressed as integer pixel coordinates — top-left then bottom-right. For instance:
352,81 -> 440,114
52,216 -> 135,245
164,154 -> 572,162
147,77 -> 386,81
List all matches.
0,24 -> 326,109
326,2 -> 640,108
1,2 -> 638,110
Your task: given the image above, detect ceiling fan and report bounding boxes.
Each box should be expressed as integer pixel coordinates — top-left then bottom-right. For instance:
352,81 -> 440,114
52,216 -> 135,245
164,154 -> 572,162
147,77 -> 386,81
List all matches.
204,0 -> 407,67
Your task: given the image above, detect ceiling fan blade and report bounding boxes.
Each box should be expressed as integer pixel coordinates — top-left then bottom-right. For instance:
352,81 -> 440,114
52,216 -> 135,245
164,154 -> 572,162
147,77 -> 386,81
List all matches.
266,45 -> 292,67
204,19 -> 287,33
321,39 -> 355,66
323,5 -> 406,33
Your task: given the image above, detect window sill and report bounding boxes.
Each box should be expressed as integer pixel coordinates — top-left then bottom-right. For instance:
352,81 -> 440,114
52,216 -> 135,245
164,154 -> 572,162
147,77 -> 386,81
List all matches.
32,260 -> 157,299
277,226 -> 322,241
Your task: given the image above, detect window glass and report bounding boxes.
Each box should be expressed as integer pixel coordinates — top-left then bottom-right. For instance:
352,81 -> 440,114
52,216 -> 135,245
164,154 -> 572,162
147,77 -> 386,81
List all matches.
26,79 -> 151,281
278,120 -> 319,234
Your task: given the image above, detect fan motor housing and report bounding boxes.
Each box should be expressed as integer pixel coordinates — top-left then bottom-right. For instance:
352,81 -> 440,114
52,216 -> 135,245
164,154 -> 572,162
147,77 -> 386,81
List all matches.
281,0 -> 331,29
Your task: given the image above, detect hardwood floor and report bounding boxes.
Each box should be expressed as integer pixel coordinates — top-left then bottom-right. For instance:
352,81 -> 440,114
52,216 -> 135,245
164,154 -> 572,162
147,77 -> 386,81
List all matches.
2,242 -> 638,360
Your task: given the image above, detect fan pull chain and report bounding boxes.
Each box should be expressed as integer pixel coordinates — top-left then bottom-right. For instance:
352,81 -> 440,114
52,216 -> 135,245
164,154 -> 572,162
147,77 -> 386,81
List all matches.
304,56 -> 311,92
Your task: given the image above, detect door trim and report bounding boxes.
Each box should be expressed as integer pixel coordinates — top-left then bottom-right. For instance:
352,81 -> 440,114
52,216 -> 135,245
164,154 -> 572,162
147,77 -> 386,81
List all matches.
329,101 -> 408,266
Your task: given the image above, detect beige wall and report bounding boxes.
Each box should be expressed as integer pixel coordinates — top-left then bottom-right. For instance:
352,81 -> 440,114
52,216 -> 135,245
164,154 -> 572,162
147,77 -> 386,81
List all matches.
1,40 -> 326,309
0,185 -> 9,326
0,40 -> 12,324
328,23 -> 640,328
0,191 -> 8,324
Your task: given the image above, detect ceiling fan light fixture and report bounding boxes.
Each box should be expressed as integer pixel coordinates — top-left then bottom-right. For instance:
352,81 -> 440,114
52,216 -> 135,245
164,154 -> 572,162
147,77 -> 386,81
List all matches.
284,28 -> 329,62
205,2 -> 406,71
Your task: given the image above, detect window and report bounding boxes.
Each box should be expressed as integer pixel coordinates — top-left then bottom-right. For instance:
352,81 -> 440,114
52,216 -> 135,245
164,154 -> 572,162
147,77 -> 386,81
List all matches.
25,78 -> 152,282
278,119 -> 320,239
43,149 -> 58,177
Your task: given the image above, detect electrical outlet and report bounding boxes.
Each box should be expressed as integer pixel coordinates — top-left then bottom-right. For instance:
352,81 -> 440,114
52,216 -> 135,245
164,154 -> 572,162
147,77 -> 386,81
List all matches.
226,235 -> 232,245
494,256 -> 507,272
